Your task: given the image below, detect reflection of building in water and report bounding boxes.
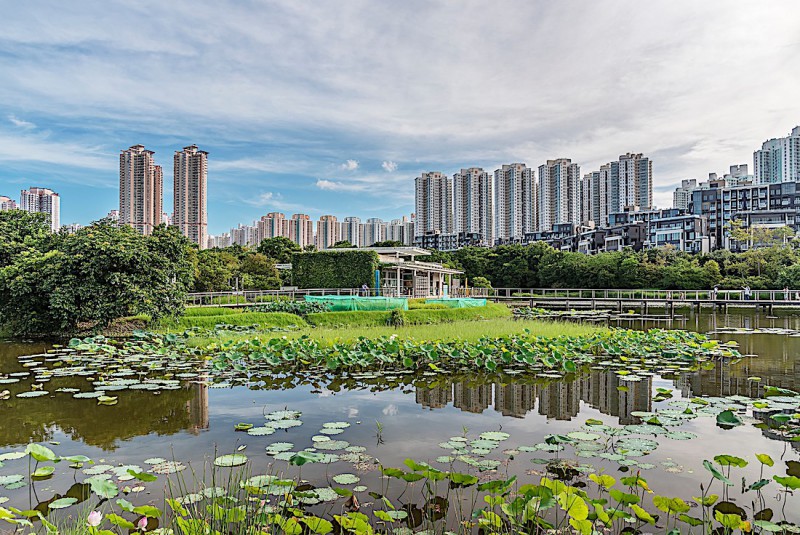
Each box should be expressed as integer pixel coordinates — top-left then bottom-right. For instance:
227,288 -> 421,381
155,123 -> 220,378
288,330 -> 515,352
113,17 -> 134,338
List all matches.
538,380 -> 581,420
494,383 -> 536,418
453,383 -> 491,414
416,383 -> 453,410
678,334 -> 800,398
187,384 -> 209,434
578,370 -> 651,424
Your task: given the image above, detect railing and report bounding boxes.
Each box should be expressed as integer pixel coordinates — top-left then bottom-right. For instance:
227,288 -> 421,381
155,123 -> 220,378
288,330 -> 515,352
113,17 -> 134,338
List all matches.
186,287 -> 800,307
477,288 -> 799,302
186,287 -> 451,306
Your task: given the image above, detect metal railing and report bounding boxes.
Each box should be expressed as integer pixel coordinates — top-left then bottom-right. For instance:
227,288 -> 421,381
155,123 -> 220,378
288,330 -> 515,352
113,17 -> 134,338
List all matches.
185,287 -> 800,306
477,288 -> 799,302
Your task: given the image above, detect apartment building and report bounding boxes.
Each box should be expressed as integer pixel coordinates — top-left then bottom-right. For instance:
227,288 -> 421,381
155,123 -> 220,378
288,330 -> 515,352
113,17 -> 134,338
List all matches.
119,145 -> 163,235
453,167 -> 493,246
0,195 -> 18,211
538,159 -> 580,232
493,163 -> 534,242
20,187 -> 60,232
414,172 -> 453,239
173,145 -> 208,249
754,126 -> 800,184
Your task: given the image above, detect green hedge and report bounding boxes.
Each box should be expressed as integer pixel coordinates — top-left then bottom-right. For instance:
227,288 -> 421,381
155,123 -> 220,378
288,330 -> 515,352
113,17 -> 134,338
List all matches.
184,307 -> 244,317
292,250 -> 379,289
168,312 -> 307,330
306,303 -> 510,327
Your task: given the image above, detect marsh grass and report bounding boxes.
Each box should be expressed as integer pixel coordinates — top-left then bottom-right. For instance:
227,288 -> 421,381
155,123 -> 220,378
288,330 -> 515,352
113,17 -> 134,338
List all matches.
159,311 -> 308,331
188,317 -> 604,346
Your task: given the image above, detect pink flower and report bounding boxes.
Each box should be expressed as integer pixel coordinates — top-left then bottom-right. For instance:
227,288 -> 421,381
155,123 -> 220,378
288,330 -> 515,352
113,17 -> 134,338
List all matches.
137,517 -> 148,531
86,511 -> 103,527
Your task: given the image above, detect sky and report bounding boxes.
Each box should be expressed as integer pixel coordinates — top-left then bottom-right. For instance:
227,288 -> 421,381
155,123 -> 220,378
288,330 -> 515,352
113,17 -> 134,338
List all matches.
1,1 -> 799,234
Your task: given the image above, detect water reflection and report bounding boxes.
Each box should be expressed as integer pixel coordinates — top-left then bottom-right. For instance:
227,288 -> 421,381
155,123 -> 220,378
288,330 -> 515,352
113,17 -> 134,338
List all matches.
1,309 -> 798,452
414,370 -> 652,423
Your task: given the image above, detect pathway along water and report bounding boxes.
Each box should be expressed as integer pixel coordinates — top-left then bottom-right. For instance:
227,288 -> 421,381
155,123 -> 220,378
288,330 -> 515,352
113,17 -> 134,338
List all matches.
0,309 -> 798,529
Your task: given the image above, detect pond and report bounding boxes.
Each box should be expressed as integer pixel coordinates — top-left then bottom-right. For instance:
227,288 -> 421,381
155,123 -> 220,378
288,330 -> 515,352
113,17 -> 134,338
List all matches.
1,309 -> 799,533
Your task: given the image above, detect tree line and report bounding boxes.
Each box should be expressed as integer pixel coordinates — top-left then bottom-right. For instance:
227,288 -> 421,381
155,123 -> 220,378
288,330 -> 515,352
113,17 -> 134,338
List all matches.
426,242 -> 800,290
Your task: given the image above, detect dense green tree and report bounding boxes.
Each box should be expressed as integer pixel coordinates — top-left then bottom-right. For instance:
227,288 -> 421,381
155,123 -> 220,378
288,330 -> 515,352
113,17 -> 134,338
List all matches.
257,236 -> 302,263
331,240 -> 355,249
0,220 -> 194,336
370,240 -> 403,247
0,210 -> 52,268
194,249 -> 238,292
238,253 -> 281,289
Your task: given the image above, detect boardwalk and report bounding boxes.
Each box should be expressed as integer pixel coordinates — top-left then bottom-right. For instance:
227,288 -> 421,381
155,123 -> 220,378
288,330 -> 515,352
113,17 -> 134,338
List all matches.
480,288 -> 800,315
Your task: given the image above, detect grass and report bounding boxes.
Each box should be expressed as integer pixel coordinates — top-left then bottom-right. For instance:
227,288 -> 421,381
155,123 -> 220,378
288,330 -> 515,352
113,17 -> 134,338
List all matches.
187,317 -> 604,346
183,307 -> 244,317
166,303 -> 602,346
305,302 -> 511,327
160,311 -> 307,330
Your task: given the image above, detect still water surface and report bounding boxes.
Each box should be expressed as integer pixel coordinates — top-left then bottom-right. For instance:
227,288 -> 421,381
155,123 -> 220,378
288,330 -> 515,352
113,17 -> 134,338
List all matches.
1,309 -> 799,520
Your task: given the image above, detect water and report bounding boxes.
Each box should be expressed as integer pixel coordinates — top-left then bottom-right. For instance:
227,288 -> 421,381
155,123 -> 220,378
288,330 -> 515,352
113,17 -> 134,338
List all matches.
1,310 -> 799,525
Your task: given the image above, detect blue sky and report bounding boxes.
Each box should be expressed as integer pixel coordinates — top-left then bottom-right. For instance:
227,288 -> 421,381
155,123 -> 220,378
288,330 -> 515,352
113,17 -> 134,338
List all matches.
1,1 -> 799,234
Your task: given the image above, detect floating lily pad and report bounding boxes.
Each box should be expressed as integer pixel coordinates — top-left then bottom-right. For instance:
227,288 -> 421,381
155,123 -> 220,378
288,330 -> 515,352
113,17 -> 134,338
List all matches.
214,454 -> 248,467
315,440 -> 349,451
144,458 -> 167,465
479,431 -> 510,441
332,473 -> 360,485
48,497 -> 78,509
16,390 -> 49,398
266,410 -> 301,420
151,461 -> 187,474
247,426 -> 276,436
323,422 -> 351,429
665,431 -> 697,440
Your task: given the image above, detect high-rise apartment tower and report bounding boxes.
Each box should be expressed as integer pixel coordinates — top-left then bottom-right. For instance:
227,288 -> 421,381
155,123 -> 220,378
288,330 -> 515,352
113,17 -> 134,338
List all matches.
173,145 -> 208,249
119,145 -> 163,235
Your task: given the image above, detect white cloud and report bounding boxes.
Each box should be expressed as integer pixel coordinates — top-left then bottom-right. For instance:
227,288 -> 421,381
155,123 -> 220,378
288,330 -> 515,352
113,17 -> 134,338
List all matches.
8,115 -> 35,129
340,159 -> 359,171
2,1 -> 800,217
381,160 -> 397,172
382,404 -> 398,416
239,192 -> 310,212
315,179 -> 367,192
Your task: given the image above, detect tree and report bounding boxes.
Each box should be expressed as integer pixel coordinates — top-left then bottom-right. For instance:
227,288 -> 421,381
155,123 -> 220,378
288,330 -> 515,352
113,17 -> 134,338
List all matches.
238,253 -> 281,289
370,240 -> 403,247
0,209 -> 52,268
303,244 -> 317,252
194,250 -> 237,292
0,217 -> 195,336
331,240 -> 355,249
257,236 -> 301,263
471,276 -> 492,288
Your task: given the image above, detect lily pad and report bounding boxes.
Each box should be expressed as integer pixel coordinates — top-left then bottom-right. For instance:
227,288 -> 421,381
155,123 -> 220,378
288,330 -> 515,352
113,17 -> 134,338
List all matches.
214,454 -> 248,467
332,473 -> 360,485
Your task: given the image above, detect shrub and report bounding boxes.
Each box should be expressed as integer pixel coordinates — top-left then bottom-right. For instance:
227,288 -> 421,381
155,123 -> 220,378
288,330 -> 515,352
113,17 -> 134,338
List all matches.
166,312 -> 307,330
408,302 -> 448,310
248,300 -> 331,316
184,307 -> 244,317
292,250 -> 379,289
387,309 -> 406,327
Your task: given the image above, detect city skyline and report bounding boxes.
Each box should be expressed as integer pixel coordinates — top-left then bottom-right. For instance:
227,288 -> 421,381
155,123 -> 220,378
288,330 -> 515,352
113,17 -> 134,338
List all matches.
1,2 -> 799,234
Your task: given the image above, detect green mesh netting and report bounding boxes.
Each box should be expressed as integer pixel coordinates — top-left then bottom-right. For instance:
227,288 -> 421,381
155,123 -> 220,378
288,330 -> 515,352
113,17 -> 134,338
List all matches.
304,295 -> 409,311
424,298 -> 487,308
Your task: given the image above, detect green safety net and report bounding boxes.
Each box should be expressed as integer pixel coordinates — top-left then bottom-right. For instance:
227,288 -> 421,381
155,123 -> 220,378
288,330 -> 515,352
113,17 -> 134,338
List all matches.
425,298 -> 487,308
304,295 -> 409,311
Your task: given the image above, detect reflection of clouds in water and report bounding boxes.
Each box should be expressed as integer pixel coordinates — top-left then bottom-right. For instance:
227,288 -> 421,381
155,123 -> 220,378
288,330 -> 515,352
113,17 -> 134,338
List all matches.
382,404 -> 398,416
348,407 -> 359,418
317,389 -> 332,398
